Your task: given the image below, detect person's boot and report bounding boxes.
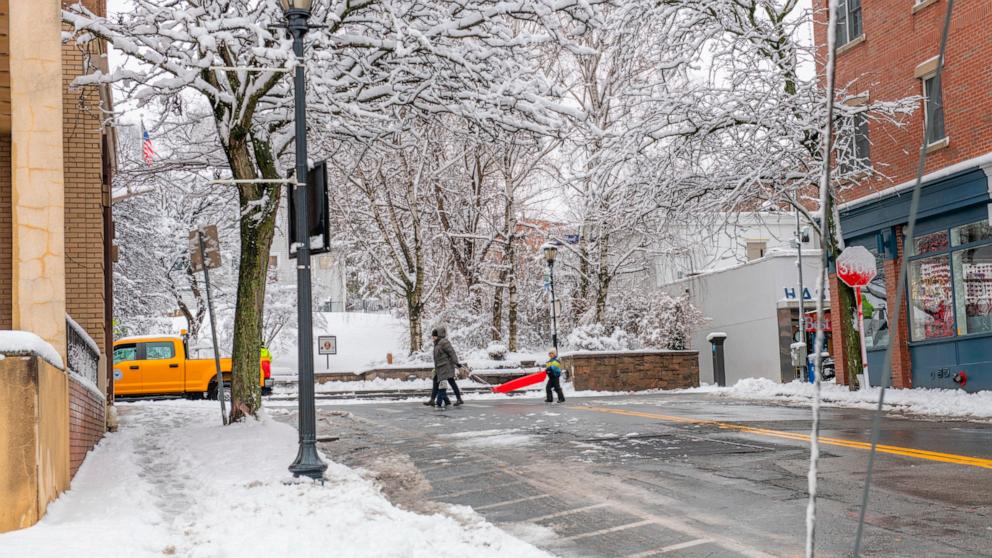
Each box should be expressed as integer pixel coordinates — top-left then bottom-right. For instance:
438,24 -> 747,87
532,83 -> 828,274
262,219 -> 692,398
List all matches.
423,400 -> 434,406
454,398 -> 463,407
545,398 -> 553,403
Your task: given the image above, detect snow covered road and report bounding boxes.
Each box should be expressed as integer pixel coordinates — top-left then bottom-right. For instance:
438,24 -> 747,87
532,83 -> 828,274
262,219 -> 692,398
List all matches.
0,401 -> 552,558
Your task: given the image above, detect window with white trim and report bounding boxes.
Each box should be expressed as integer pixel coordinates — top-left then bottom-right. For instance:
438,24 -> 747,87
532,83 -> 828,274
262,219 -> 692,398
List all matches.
836,0 -> 863,47
922,74 -> 946,144
838,111 -> 871,174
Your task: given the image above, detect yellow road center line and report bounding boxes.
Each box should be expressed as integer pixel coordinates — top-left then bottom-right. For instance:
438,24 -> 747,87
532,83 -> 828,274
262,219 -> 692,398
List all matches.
580,406 -> 992,470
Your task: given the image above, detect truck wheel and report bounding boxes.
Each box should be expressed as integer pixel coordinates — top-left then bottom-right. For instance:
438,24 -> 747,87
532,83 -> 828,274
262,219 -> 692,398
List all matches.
207,381 -> 233,402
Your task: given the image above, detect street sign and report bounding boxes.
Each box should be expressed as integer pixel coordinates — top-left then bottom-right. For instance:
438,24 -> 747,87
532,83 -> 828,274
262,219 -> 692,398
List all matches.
188,225 -> 222,272
288,160 -> 331,259
835,245 -> 877,388
836,245 -> 877,288
317,335 -> 337,355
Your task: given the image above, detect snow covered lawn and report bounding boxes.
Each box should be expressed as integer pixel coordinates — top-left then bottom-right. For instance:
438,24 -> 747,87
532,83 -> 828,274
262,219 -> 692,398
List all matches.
0,401 -> 551,558
680,378 -> 992,421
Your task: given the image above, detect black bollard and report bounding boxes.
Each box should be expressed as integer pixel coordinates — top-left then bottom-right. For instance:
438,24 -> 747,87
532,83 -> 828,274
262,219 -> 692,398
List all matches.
706,332 -> 727,387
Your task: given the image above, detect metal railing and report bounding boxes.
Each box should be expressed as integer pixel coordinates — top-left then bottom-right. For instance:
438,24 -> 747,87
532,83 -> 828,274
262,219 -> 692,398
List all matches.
66,315 -> 100,386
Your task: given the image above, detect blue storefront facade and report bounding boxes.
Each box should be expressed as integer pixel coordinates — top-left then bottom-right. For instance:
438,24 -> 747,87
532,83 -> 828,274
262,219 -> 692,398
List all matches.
839,164 -> 992,392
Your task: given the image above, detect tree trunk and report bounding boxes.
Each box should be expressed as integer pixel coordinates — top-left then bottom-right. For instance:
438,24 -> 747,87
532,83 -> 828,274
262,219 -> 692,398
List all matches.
574,231 -> 590,318
407,290 -> 423,354
593,230 -> 611,324
229,190 -> 278,421
227,131 -> 280,422
822,201 -> 862,389
507,235 -> 519,352
491,282 -> 504,342
185,263 -> 207,339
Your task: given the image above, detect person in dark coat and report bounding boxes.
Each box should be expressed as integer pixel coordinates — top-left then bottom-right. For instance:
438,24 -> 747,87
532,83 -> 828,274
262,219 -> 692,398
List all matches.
423,326 -> 464,407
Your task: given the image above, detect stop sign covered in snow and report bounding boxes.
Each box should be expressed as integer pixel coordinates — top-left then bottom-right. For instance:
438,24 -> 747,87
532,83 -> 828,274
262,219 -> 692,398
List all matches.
836,245 -> 877,288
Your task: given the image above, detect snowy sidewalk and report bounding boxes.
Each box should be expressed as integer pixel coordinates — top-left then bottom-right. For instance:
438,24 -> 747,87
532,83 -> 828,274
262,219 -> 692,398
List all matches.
0,401 -> 552,558
679,378 -> 992,421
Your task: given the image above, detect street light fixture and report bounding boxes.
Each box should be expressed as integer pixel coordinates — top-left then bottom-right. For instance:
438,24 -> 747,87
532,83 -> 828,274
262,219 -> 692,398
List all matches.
542,243 -> 560,353
279,0 -> 314,11
282,0 -> 327,481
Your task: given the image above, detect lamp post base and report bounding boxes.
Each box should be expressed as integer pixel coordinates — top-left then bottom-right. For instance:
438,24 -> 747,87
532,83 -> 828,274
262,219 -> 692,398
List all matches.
289,443 -> 327,480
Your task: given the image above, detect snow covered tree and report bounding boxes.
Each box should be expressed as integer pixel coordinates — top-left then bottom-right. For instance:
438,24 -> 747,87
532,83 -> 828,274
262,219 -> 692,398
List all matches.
545,2 -> 690,324
65,0 -> 610,419
112,124 -> 239,342
330,117 -> 450,354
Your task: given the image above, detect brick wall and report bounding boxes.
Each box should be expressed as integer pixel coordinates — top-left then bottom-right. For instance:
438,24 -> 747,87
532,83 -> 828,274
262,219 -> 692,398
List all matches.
887,226 -> 913,388
0,134 -> 10,329
812,0 -> 992,203
68,374 -> 105,477
61,23 -> 108,356
561,351 -> 699,392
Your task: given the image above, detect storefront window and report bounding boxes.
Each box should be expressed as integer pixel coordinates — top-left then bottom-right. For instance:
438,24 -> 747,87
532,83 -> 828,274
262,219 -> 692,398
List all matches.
952,245 -> 992,335
909,255 -> 954,340
863,247 -> 888,349
951,221 -> 992,246
914,230 -> 949,255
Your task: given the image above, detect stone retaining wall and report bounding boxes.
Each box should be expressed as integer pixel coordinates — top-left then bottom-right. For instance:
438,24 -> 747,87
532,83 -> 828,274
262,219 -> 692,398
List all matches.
561,350 -> 699,392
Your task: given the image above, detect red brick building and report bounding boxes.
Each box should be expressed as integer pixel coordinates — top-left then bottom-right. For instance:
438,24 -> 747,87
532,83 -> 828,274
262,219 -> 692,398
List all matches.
813,0 -> 992,391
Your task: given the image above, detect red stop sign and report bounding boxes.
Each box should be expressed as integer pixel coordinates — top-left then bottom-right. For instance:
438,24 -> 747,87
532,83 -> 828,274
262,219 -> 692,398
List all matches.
836,245 -> 877,288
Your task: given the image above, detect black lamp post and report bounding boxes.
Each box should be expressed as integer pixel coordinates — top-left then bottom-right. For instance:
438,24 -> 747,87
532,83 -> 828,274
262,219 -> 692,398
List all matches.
281,0 -> 326,480
543,244 -> 559,353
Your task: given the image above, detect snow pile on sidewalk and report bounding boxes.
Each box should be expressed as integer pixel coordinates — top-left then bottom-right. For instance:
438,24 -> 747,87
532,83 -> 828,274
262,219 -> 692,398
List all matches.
0,401 -> 551,558
683,378 -> 992,420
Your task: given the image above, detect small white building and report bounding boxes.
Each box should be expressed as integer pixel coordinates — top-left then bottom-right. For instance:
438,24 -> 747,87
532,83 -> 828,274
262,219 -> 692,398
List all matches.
660,251 -> 825,385
268,195 -> 348,312
652,212 -> 825,385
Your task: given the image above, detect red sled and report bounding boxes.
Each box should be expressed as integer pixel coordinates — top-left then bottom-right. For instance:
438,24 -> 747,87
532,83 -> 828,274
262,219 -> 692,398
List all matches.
492,370 -> 546,393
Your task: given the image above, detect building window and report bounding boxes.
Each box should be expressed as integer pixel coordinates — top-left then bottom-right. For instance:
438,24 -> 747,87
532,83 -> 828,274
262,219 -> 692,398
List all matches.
909,220 -> 992,341
922,74 -> 946,144
863,244 -> 888,350
836,0 -> 863,47
746,240 -> 767,261
839,111 -> 871,174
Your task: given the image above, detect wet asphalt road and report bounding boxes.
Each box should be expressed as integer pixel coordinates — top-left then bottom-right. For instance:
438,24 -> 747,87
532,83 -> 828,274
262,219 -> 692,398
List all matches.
289,393 -> 992,558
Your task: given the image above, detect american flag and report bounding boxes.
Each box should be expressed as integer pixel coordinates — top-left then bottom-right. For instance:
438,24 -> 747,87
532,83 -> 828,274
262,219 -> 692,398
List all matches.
141,122 -> 154,166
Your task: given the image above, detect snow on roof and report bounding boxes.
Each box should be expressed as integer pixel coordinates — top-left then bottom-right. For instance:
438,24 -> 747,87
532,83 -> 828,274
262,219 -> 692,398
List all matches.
0,330 -> 65,369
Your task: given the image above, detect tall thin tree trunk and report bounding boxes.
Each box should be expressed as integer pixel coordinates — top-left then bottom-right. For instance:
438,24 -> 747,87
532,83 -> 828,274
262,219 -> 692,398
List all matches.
491,283 -> 504,342
507,234 -> 519,352
594,230 -> 611,324
575,230 -> 590,318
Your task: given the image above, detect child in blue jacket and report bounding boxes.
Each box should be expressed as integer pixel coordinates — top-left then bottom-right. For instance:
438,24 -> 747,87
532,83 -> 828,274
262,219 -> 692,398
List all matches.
544,350 -> 565,403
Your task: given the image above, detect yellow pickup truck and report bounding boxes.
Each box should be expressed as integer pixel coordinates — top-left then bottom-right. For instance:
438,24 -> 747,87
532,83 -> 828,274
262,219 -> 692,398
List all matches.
112,334 -> 269,399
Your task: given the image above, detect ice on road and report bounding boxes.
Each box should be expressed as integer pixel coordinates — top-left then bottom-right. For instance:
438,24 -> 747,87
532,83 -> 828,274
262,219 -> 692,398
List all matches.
0,400 -> 552,558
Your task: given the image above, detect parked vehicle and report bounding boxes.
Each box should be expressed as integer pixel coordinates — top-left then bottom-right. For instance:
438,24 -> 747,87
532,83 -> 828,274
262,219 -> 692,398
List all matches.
112,333 -> 270,399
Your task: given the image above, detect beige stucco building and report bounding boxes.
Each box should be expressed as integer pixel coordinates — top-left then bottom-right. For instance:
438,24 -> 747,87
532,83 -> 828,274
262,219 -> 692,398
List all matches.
0,0 -> 115,532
